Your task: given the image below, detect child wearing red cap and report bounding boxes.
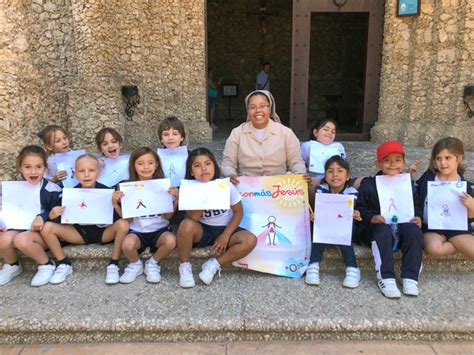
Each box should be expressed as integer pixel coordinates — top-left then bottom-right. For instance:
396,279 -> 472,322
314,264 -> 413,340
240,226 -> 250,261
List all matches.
356,141 -> 424,298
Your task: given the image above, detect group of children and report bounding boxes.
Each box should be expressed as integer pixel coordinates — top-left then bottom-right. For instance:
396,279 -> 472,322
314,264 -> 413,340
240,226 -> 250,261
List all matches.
0,116 -> 472,300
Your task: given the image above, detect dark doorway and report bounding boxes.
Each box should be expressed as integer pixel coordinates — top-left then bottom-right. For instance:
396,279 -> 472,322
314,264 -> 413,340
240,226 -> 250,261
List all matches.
290,0 -> 384,141
206,0 -> 293,138
308,12 -> 368,134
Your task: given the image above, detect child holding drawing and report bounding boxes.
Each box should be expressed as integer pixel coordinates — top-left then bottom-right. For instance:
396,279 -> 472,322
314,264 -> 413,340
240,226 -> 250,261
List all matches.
416,137 -> 474,259
157,116 -> 188,225
112,147 -> 178,284
38,125 -> 84,186
356,141 -> 423,298
176,148 -> 256,288
306,155 -> 362,288
40,154 -> 129,285
0,145 -> 61,286
95,127 -> 130,188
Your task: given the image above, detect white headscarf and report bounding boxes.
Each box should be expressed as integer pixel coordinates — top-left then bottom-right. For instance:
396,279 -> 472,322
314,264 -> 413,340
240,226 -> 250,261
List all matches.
244,90 -> 281,124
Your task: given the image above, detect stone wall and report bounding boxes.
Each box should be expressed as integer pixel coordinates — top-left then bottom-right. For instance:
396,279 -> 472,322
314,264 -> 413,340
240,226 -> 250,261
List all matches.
372,0 -> 474,149
0,0 -> 209,179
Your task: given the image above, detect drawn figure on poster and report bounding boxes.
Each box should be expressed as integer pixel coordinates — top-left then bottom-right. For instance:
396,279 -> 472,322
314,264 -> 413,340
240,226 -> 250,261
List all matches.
255,216 -> 292,247
441,204 -> 450,217
136,199 -> 147,210
69,167 -> 75,180
387,197 -> 399,216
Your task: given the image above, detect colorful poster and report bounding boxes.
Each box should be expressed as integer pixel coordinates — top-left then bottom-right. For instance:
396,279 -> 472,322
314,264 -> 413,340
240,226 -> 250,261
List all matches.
119,179 -> 173,218
97,155 -> 130,187
376,173 -> 414,223
313,194 -> 354,246
47,149 -> 86,188
427,181 -> 467,230
233,175 -> 311,278
179,178 -> 230,210
61,188 -> 114,225
157,146 -> 188,187
2,181 -> 41,230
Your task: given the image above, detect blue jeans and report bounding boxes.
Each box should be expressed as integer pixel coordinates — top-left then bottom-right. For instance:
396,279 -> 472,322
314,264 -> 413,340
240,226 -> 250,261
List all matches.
310,243 -> 357,268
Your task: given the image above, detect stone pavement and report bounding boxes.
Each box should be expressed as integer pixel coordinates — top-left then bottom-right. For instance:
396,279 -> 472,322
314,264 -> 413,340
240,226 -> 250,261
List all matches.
1,340 -> 473,354
0,138 -> 473,345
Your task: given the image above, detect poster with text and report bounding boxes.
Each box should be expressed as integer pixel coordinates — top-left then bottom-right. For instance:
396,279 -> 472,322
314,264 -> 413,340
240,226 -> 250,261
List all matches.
233,175 -> 311,278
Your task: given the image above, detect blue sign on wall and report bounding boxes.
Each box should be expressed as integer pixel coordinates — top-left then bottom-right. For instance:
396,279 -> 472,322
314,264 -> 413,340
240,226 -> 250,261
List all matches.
397,0 -> 420,16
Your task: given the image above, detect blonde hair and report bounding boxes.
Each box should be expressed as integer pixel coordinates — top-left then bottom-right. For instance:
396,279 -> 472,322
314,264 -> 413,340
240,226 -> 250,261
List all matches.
38,125 -> 69,154
75,154 -> 100,170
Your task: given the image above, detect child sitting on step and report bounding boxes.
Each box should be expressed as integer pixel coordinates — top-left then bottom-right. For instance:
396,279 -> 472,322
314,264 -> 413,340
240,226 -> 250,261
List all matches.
112,147 -> 179,284
0,145 -> 61,287
40,154 -> 129,285
356,141 -> 424,299
306,155 -> 362,288
416,137 -> 474,259
176,148 -> 257,288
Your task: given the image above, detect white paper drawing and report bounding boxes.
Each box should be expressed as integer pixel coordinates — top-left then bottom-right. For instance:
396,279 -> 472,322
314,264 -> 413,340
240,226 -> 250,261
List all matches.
97,155 -> 130,187
427,181 -> 467,230
157,146 -> 188,187
47,149 -> 86,188
179,178 -> 230,210
376,173 -> 414,223
61,188 -> 114,225
308,141 -> 342,173
2,181 -> 41,230
119,178 -> 173,218
313,193 -> 354,246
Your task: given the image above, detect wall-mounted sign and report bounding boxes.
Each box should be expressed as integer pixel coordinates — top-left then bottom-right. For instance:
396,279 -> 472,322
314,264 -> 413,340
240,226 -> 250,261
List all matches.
397,0 -> 420,17
222,84 -> 238,97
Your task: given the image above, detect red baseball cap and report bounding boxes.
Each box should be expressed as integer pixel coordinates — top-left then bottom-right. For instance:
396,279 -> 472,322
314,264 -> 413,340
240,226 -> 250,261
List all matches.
376,141 -> 405,161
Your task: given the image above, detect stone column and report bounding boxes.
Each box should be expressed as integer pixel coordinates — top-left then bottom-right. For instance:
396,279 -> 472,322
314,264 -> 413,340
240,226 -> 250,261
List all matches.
372,0 -> 474,149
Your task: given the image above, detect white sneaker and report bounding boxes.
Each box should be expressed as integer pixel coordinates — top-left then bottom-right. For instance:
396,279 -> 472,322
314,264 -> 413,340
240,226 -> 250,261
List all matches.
199,258 -> 221,285
402,278 -> 419,296
377,278 -> 401,298
144,258 -> 161,283
0,264 -> 22,286
49,264 -> 73,285
179,262 -> 195,288
31,264 -> 56,287
305,262 -> 320,285
119,260 -> 143,284
343,267 -> 361,288
105,264 -> 120,285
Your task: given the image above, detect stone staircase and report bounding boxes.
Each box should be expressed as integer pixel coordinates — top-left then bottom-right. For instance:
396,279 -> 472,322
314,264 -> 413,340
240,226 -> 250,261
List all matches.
0,244 -> 472,344
0,141 -> 473,344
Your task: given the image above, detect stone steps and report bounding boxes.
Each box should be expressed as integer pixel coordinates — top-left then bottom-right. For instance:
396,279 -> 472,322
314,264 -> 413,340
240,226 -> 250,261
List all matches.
16,242 -> 474,273
0,269 -> 472,344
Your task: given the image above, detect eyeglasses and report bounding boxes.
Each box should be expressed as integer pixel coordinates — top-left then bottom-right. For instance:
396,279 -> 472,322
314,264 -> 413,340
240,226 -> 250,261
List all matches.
247,104 -> 270,111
